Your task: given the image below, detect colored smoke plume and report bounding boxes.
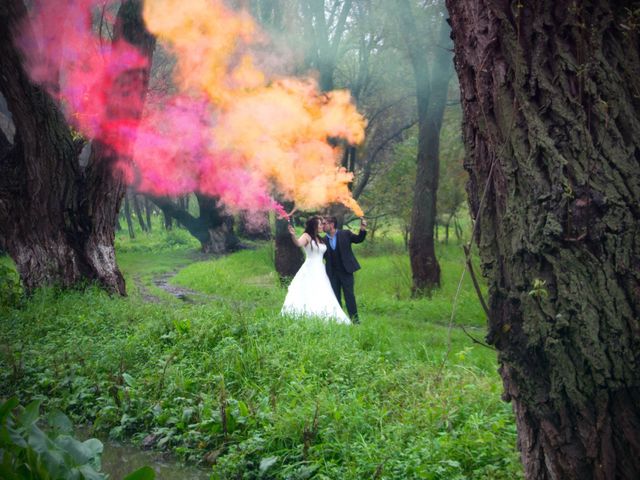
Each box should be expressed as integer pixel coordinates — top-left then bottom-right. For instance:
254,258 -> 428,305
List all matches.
16,0 -> 366,217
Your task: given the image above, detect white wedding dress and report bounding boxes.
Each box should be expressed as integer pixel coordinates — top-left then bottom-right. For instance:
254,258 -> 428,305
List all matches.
281,240 -> 350,324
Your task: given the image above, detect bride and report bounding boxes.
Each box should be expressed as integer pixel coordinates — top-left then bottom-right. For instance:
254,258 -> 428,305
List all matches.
281,216 -> 350,324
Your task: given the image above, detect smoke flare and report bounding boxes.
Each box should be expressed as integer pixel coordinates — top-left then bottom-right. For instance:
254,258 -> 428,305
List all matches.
17,0 -> 366,217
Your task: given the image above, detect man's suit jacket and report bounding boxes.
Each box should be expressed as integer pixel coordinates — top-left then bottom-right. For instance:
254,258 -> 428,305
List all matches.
324,228 -> 366,275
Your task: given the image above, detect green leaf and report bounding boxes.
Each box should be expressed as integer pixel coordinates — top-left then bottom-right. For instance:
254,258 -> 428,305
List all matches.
56,435 -> 95,464
19,399 -> 43,427
47,410 -> 73,435
27,423 -> 55,455
293,464 -> 319,479
0,397 -> 19,423
237,401 -> 249,418
0,462 -> 21,480
181,407 -> 194,423
123,466 -> 156,480
81,438 -> 104,459
78,464 -> 108,480
259,456 -> 278,473
122,373 -> 136,388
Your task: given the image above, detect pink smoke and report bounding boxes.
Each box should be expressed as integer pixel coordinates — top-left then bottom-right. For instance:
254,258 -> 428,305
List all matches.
16,0 -> 364,217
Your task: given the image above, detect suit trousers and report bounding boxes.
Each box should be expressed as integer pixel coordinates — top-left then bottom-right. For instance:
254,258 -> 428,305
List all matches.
328,268 -> 358,322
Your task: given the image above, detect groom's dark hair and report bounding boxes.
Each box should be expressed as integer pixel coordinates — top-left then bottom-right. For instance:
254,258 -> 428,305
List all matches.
326,216 -> 338,229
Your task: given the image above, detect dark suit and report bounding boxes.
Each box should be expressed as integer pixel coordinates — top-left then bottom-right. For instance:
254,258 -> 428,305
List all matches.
324,228 -> 366,322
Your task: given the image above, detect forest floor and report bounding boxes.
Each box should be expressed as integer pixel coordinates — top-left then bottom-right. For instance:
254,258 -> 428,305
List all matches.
0,226 -> 524,479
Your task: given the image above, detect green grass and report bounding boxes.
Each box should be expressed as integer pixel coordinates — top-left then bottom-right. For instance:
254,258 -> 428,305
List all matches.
0,230 -> 522,479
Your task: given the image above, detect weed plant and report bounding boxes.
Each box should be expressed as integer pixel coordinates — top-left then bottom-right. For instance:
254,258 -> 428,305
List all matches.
0,232 -> 522,479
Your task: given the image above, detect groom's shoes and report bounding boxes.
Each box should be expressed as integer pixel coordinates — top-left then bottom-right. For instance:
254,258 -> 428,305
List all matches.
351,315 -> 360,325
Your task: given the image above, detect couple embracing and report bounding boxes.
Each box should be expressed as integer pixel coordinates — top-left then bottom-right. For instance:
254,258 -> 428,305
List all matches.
281,216 -> 367,324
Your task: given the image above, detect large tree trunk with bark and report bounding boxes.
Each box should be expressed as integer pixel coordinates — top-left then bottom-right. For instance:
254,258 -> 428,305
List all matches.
446,1 -> 640,478
395,0 -> 453,295
0,0 -> 154,294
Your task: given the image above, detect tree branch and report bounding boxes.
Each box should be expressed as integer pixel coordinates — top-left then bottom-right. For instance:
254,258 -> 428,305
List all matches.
148,195 -> 199,230
329,0 -> 353,59
463,244 -> 491,319
353,120 -> 417,199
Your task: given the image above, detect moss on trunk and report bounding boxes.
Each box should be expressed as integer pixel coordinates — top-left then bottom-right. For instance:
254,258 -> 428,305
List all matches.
446,0 -> 640,478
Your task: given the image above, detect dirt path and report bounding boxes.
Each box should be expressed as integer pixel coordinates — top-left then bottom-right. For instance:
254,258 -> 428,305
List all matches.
152,272 -> 224,303
134,268 -> 251,308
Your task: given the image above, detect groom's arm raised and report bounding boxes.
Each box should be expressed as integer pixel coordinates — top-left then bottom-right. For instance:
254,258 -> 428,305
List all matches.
350,218 -> 367,244
288,224 -> 311,247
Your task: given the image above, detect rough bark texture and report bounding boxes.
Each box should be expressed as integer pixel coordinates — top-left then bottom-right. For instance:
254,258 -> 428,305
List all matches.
446,1 -> 640,478
396,0 -> 453,294
0,0 -> 154,295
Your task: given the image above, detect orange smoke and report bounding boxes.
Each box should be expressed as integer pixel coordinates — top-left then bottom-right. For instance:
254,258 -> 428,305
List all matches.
143,0 -> 366,216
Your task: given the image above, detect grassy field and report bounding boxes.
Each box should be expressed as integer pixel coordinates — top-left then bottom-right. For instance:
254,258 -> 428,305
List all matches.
0,226 -> 522,479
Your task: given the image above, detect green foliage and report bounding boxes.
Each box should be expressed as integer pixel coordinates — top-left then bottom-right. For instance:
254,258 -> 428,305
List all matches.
115,226 -> 200,253
528,279 -> 549,299
361,135 -> 416,234
0,397 -> 155,480
438,106 -> 467,222
0,240 -> 521,479
0,262 -> 22,308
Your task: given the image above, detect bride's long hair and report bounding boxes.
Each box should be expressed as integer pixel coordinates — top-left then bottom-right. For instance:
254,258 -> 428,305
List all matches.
303,216 -> 324,249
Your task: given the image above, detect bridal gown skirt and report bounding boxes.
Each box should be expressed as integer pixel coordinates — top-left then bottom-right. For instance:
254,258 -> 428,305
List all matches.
281,242 -> 350,324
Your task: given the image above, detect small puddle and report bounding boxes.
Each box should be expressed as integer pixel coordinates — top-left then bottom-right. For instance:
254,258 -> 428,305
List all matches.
100,440 -> 210,480
77,428 -> 210,480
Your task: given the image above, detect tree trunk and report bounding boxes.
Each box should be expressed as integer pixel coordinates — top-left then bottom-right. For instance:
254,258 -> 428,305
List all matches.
274,201 -> 304,283
301,0 -> 353,92
446,1 -> 640,478
237,211 -> 272,240
395,0 -> 453,295
453,216 -> 462,242
123,193 -> 136,239
162,208 -> 173,230
132,193 -> 148,232
0,0 -> 154,294
151,194 -> 239,254
197,194 -> 239,254
144,196 -> 153,231
444,218 -> 450,244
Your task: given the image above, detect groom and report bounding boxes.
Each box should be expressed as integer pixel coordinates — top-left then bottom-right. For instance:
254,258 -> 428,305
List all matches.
323,216 -> 367,323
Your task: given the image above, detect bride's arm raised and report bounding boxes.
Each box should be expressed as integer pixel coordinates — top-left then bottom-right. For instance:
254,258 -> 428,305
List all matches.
288,225 -> 310,247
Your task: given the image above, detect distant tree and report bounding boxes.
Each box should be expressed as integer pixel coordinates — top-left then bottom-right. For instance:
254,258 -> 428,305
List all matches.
343,0 -> 417,202
436,104 -> 466,243
298,0 -> 354,91
144,196 -> 153,232
362,135 -> 416,248
123,192 -> 136,239
150,194 -> 239,254
237,211 -> 272,241
394,0 -> 454,295
131,192 -> 149,232
0,0 -> 154,294
447,0 -> 640,477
